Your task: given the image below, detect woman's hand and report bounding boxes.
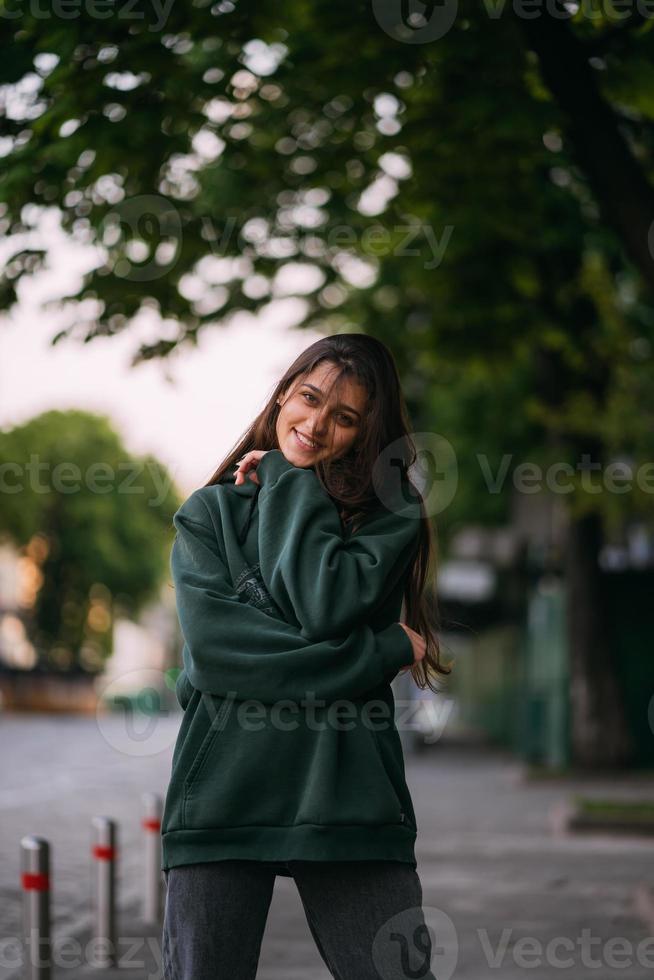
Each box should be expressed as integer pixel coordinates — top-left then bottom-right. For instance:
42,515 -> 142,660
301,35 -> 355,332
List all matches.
397,622 -> 426,672
233,450 -> 270,486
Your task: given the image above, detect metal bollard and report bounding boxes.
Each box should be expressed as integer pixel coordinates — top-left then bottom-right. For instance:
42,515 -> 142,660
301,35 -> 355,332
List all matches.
20,836 -> 51,980
91,816 -> 117,968
141,792 -> 163,924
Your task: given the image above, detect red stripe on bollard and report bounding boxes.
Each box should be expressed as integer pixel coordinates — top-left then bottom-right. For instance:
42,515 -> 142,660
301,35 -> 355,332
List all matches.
21,871 -> 50,891
92,845 -> 117,860
142,819 -> 161,831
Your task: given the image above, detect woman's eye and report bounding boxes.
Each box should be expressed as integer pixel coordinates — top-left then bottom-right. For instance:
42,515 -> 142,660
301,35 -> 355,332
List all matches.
301,391 -> 353,426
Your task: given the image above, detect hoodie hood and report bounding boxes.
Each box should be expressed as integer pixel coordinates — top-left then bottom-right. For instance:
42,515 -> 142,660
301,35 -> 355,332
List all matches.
223,456 -> 415,548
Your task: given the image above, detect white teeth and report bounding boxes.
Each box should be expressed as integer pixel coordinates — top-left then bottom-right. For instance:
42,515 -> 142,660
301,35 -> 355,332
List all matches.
295,429 -> 317,448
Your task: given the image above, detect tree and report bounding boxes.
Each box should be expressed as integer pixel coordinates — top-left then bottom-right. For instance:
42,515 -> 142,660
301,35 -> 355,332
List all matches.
0,410 -> 180,671
1,1 -> 653,762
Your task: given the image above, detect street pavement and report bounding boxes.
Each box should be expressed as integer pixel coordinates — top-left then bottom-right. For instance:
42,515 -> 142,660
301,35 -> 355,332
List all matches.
1,708 -> 653,979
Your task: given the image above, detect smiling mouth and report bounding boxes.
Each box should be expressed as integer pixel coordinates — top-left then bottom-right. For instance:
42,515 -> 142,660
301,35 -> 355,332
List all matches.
293,428 -> 321,450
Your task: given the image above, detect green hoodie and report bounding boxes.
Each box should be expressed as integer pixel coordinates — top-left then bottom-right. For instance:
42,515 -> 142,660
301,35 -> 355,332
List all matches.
161,449 -> 423,875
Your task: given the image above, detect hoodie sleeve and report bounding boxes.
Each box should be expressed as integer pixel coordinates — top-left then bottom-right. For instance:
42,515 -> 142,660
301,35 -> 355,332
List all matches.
255,449 -> 422,641
171,492 -> 414,705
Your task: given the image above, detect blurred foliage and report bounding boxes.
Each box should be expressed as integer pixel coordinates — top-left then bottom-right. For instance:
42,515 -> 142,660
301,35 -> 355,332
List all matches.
1,0 -> 654,540
0,410 -> 180,671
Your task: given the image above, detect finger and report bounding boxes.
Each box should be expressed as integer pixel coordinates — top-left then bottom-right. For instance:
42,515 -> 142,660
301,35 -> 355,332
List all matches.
234,456 -> 259,485
236,463 -> 253,480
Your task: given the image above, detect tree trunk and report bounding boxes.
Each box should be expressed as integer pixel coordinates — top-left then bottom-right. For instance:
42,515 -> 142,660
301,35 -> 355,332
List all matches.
564,508 -> 634,768
518,13 -> 654,292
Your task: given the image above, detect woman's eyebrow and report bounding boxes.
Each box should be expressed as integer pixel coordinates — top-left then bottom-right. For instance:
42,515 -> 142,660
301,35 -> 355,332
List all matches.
303,383 -> 361,418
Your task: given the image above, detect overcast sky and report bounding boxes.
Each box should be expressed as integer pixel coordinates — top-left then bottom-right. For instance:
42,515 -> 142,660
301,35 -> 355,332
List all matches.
0,216 -> 322,497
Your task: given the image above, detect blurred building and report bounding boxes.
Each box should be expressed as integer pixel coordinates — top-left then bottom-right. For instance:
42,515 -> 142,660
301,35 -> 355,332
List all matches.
431,486 -> 654,768
95,589 -> 179,709
0,535 -> 179,712
0,540 -> 38,670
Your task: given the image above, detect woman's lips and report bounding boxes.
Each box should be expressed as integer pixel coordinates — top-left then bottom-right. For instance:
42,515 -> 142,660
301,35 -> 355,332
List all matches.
293,427 -> 320,452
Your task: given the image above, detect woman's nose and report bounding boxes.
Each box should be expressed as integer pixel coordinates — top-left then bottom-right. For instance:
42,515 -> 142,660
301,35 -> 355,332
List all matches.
308,410 -> 329,439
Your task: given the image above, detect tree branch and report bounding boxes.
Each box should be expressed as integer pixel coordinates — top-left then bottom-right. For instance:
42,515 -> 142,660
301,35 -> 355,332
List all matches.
518,13 -> 654,293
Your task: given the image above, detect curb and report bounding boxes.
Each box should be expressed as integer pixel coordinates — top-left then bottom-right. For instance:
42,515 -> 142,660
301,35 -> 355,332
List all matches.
548,800 -> 654,839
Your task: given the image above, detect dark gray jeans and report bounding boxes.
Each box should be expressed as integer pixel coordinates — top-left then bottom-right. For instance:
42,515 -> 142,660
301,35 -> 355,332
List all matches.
162,859 -> 437,980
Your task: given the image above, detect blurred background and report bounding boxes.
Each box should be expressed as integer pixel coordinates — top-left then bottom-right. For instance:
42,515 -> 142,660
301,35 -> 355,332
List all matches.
1,1 -> 654,977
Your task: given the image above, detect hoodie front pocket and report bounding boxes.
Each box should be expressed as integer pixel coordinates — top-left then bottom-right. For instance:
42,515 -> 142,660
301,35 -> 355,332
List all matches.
182,694 -> 233,822
162,690 -> 228,835
181,698 -> 407,831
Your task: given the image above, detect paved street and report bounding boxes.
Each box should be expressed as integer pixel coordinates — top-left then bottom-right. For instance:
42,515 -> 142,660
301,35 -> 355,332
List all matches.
1,707 -> 653,979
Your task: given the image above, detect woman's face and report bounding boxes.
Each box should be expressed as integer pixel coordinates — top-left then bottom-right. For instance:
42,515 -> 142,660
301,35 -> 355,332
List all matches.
275,362 -> 368,467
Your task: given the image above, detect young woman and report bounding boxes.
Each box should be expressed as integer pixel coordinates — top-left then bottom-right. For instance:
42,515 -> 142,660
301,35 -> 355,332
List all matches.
161,333 -> 450,980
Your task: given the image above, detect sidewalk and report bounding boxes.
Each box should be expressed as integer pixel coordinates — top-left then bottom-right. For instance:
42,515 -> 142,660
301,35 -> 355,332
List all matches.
79,745 -> 654,980
1,715 -> 653,978
405,740 -> 654,980
20,911 -> 164,980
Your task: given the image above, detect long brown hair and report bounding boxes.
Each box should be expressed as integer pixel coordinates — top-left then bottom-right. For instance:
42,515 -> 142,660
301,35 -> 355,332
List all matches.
204,334 -> 452,692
